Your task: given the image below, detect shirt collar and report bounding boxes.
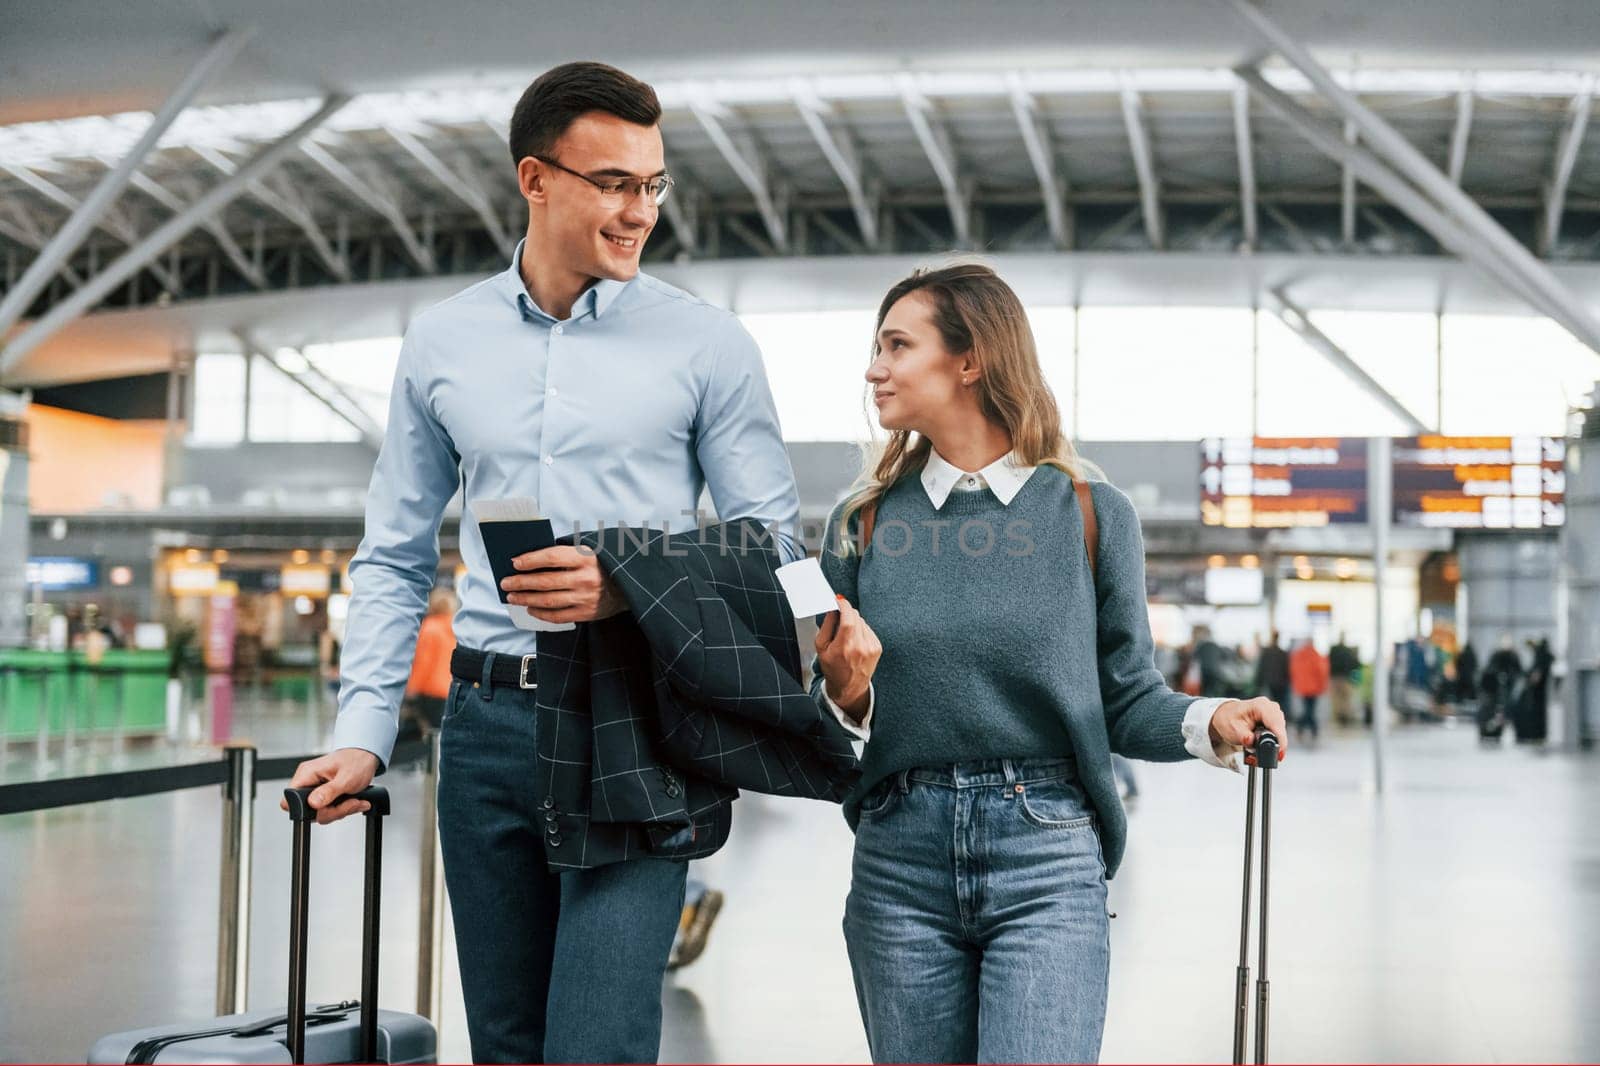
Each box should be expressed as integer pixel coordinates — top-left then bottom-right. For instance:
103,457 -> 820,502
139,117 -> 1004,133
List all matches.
499,239 -> 630,323
921,448 -> 1038,509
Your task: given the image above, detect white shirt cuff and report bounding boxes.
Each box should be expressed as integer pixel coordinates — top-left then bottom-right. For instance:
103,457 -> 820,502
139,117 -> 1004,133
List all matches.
822,682 -> 874,741
1182,696 -> 1241,773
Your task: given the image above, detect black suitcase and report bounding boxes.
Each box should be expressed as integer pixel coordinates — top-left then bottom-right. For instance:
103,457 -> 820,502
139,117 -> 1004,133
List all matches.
90,786 -> 436,1064
1233,729 -> 1280,1065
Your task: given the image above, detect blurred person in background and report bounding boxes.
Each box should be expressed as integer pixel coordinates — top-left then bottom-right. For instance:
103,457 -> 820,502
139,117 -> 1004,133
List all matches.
1152,641 -> 1179,689
1328,633 -> 1360,727
1176,637 -> 1199,695
1289,638 -> 1329,745
1518,637 -> 1553,743
1192,624 -> 1228,697
1455,640 -> 1480,704
813,263 -> 1289,1064
400,587 -> 455,740
1481,636 -> 1525,709
1254,631 -> 1291,717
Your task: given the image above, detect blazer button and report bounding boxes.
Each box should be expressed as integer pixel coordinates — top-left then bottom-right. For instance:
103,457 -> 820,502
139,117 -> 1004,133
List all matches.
545,812 -> 559,824
665,785 -> 682,798
547,834 -> 563,847
542,797 -> 555,810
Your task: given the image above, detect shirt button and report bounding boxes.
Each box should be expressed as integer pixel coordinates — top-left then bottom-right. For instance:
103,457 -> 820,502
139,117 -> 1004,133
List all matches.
543,455 -> 554,466
547,387 -> 557,397
554,325 -> 564,335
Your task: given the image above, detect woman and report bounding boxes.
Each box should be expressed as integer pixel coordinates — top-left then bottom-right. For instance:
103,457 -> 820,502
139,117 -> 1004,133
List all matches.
810,263 -> 1289,1064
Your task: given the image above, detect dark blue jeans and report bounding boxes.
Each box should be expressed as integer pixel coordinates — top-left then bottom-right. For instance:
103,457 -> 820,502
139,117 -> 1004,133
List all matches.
844,757 -> 1111,1063
436,676 -> 687,1063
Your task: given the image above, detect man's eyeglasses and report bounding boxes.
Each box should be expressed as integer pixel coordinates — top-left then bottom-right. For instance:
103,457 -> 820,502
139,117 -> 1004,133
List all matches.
533,155 -> 674,206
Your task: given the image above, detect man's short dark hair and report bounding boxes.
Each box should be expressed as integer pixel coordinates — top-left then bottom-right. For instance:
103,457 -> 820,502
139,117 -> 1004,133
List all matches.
508,62 -> 662,169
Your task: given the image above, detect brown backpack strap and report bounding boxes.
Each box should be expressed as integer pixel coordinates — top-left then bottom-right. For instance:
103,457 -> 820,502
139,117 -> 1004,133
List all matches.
1074,479 -> 1097,582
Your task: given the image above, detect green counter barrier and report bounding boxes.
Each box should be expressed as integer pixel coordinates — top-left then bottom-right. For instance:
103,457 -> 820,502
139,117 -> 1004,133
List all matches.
0,649 -> 170,741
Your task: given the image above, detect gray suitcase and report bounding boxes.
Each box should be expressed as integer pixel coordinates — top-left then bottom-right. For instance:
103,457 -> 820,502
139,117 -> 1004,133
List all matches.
90,786 -> 436,1064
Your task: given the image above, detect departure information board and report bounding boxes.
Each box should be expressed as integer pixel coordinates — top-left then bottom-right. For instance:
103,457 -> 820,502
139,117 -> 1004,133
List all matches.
1200,437 -> 1369,528
1391,436 -> 1566,528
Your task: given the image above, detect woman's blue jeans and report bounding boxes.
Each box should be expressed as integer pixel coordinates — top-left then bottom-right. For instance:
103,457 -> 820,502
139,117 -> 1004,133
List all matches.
843,757 -> 1112,1063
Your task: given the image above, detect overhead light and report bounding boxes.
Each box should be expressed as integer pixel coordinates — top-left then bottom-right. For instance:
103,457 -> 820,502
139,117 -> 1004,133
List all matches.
291,549 -> 310,564
1207,554 -> 1227,568
1240,554 -> 1260,569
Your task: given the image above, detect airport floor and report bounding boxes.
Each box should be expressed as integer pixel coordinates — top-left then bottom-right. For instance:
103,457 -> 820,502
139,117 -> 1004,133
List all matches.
2,692 -> 1598,1063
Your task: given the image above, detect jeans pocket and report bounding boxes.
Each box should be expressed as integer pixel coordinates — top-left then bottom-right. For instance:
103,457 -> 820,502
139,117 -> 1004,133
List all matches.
441,679 -> 470,724
1017,778 -> 1094,830
856,778 -> 902,820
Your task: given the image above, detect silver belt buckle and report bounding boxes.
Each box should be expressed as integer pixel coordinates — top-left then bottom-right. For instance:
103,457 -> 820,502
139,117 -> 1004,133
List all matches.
519,653 -> 538,690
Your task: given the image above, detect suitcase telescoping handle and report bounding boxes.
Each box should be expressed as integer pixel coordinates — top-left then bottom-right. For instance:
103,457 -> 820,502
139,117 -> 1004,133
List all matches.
283,786 -> 391,1066
1233,728 -> 1279,1065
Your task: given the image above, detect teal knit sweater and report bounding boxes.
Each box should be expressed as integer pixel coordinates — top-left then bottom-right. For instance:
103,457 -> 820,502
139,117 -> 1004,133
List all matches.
810,466 -> 1198,878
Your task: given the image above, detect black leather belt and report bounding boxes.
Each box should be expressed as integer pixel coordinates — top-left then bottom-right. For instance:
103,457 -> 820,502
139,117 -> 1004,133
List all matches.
450,646 -> 538,690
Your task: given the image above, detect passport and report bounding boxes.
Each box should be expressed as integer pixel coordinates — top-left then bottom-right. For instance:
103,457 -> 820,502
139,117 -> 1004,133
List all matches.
472,497 -> 574,632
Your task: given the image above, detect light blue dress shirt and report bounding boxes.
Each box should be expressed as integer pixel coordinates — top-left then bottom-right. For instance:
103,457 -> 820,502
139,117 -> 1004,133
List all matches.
332,244 -> 804,766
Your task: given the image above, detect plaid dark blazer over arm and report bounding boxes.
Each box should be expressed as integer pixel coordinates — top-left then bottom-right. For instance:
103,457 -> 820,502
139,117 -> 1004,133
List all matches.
529,519 -> 859,871
586,519 -> 861,801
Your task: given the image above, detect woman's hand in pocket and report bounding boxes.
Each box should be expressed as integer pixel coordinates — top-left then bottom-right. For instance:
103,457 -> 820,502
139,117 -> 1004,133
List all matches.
815,595 -> 881,721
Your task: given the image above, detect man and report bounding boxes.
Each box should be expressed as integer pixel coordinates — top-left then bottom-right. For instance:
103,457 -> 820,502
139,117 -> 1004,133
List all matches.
1254,630 -> 1291,715
1192,624 -> 1227,697
1455,640 -> 1479,704
1479,634 -> 1525,740
286,62 -> 805,1063
1518,636 -> 1553,743
1327,632 -> 1359,727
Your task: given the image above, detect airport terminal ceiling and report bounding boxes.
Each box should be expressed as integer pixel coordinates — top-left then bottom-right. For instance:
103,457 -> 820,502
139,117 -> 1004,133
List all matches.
8,1 -> 1600,123
5,1 -> 1600,388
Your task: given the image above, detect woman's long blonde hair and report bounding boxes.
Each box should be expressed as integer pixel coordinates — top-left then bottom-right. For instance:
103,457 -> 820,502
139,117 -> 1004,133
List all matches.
834,261 -> 1097,555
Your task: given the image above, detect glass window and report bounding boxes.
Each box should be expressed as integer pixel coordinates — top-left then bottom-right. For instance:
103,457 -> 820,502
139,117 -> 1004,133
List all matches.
189,352 -> 245,444
1311,310 -> 1441,430
1076,307 -> 1254,440
1255,313 -> 1415,437
740,310 -> 878,442
248,352 -> 361,443
302,336 -> 402,431
1029,307 -> 1078,439
1441,315 -> 1595,436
